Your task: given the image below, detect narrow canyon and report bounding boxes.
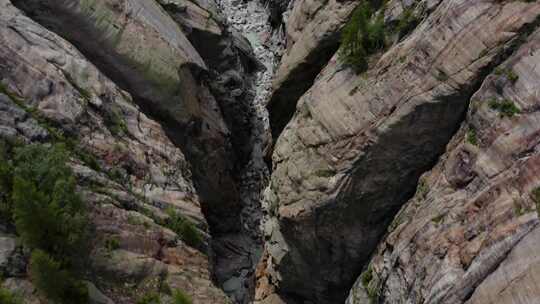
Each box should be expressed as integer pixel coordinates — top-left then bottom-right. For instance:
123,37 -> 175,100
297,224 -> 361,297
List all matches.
1,1 -> 540,304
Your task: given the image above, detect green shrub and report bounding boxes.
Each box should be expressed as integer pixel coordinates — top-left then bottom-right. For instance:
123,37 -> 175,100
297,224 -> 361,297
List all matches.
5,143 -> 91,303
431,214 -> 444,224
494,67 -> 519,83
339,2 -> 386,73
488,99 -> 520,117
0,147 -> 13,223
173,289 -> 192,304
0,287 -> 22,304
137,292 -> 161,304
416,180 -> 429,199
531,187 -> 540,217
361,266 -> 373,287
314,169 -> 335,178
165,208 -> 203,248
105,237 -> 120,251
12,144 -> 90,266
466,128 -> 478,146
103,106 -> 128,136
29,250 -> 89,304
360,265 -> 380,302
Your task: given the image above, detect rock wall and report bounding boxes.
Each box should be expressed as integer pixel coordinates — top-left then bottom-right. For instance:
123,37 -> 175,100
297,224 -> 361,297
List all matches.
267,0 -> 359,140
4,0 -> 540,303
348,26 -> 540,304
258,1 -> 540,303
6,1 -> 277,303
0,0 -> 229,302
11,0 -> 243,235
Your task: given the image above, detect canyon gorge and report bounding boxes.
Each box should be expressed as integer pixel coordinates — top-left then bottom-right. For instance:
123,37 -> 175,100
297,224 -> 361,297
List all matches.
1,0 -> 540,304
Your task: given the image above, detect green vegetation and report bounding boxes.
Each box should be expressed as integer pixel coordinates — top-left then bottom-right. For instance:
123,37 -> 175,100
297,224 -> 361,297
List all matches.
105,236 -> 120,251
30,250 -> 89,304
530,187 -> 540,217
136,289 -> 191,304
513,199 -> 527,216
416,180 -> 429,200
431,214 -> 444,224
361,266 -> 373,287
466,128 -> 478,146
339,2 -> 386,73
360,265 -> 380,303
103,105 -> 128,136
314,169 -> 336,178
12,144 -> 90,263
137,292 -> 161,304
173,289 -> 192,304
488,98 -> 520,117
494,67 -> 519,84
165,208 -> 203,248
0,287 -> 22,304
0,143 -> 91,303
0,140 -> 16,224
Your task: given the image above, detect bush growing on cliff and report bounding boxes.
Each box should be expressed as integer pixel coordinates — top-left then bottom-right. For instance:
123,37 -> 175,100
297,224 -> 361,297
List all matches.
0,144 -> 13,224
12,144 -> 90,264
488,98 -> 520,117
137,292 -> 161,304
5,143 -> 91,303
0,287 -> 22,304
29,250 -> 89,304
165,208 -> 203,248
173,289 -> 192,304
339,2 -> 386,73
531,187 -> 540,217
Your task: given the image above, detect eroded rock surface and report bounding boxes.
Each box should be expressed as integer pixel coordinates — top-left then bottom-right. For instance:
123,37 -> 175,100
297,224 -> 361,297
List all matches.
0,0 -> 229,302
11,0 -> 243,236
258,1 -> 540,303
347,26 -> 540,304
267,0 -> 359,140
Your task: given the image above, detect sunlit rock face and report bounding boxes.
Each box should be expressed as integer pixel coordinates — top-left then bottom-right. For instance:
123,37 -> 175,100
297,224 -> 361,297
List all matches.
348,26 -> 540,304
0,1 -> 230,302
258,1 -> 540,303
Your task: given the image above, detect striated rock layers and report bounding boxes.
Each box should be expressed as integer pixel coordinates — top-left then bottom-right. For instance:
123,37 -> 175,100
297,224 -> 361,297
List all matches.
11,0 -> 242,234
347,25 -> 540,304
7,0 -> 271,302
258,1 -> 540,303
0,0 -> 229,302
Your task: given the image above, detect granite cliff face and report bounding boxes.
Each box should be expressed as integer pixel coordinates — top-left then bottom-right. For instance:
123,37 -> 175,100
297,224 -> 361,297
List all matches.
257,0 -> 540,303
2,0 -> 540,303
0,0 -> 229,302
346,26 -> 540,304
0,0 -> 265,302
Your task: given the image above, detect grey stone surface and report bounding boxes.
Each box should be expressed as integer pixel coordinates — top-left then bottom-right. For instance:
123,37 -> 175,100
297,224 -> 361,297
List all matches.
347,26 -> 540,304
257,1 -> 540,303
